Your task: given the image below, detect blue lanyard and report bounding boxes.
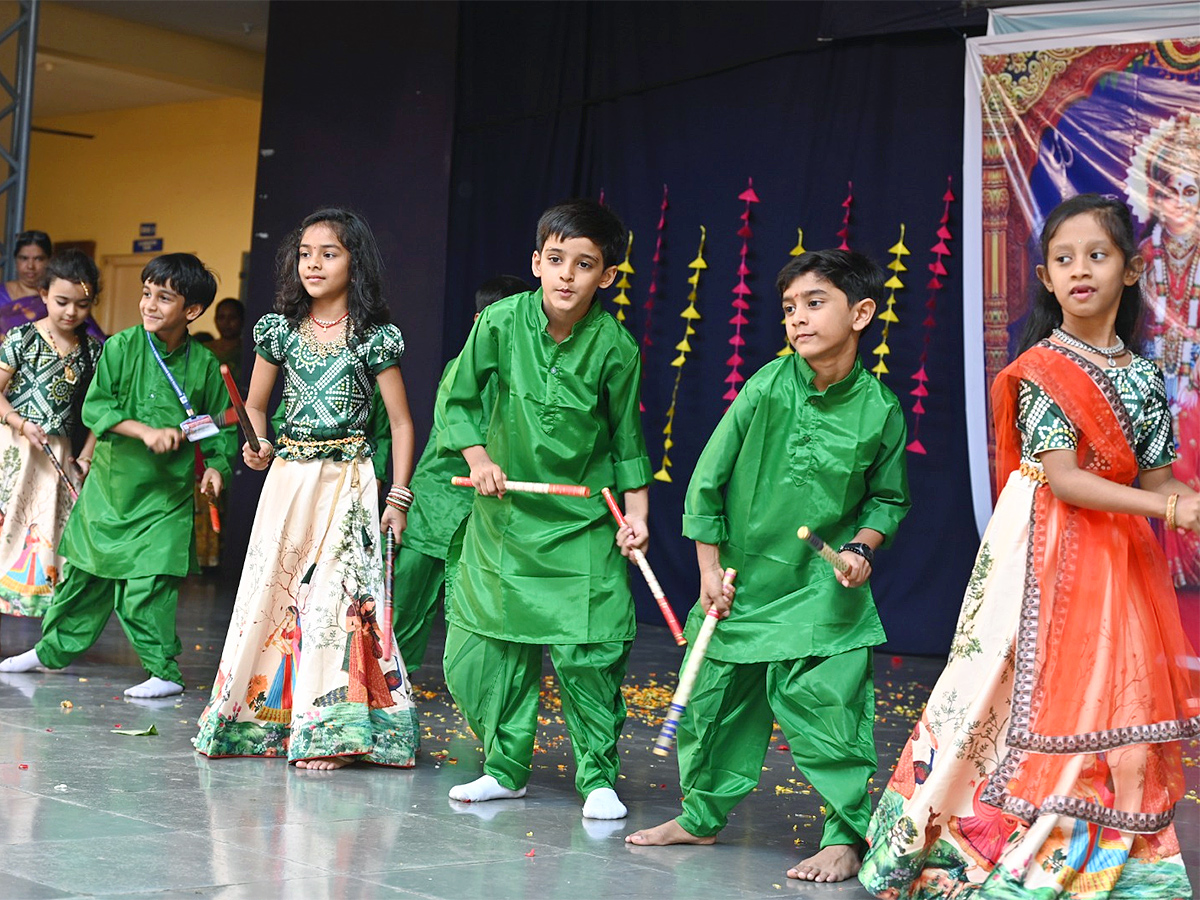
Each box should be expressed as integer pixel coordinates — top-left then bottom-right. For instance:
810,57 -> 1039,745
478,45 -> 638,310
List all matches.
144,329 -> 196,417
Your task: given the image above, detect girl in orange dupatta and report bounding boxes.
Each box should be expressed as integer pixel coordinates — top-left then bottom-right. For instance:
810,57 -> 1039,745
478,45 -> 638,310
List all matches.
861,195 -> 1200,900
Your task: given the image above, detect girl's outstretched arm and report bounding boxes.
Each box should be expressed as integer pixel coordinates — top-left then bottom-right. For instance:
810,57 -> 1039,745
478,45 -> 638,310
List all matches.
1041,449 -> 1200,531
377,364 -> 414,535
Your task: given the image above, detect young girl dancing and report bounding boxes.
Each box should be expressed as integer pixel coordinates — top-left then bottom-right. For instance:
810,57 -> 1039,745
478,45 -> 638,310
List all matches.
860,194 -> 1200,898
194,208 -> 419,769
0,250 -> 101,625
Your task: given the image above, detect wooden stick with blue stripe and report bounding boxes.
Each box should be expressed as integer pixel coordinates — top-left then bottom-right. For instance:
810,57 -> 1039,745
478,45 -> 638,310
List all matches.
653,567 -> 737,757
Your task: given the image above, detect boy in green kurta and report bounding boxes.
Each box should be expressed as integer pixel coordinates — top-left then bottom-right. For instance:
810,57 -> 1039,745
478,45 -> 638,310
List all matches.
626,250 -> 910,882
0,254 -> 235,698
440,201 -> 652,820
391,274 -> 528,672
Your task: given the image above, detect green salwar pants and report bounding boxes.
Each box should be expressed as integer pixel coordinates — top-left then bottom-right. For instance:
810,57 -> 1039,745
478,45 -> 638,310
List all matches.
676,647 -> 875,848
35,562 -> 185,685
391,545 -> 445,672
444,620 -> 632,797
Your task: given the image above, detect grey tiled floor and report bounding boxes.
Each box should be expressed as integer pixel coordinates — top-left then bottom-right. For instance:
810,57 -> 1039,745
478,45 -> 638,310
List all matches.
0,576 -> 1196,899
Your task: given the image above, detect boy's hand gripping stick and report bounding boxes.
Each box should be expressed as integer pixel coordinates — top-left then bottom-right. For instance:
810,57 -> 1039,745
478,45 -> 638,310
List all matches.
220,364 -> 261,454
796,526 -> 850,574
450,475 -> 590,498
654,567 -> 737,756
600,487 -> 686,646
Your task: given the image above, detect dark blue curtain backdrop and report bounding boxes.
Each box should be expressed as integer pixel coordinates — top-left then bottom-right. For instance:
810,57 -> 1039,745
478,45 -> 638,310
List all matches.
444,2 -> 985,655
244,1 -> 988,656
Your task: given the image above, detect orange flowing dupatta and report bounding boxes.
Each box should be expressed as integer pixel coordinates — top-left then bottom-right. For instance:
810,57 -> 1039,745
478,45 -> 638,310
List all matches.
989,342 -> 1200,834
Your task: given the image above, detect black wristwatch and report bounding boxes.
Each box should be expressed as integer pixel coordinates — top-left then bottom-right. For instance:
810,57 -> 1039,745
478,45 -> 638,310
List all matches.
838,542 -> 875,567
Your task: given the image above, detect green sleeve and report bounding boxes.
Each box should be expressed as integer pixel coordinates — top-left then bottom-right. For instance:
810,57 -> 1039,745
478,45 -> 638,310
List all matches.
682,382 -> 758,545
604,348 -> 652,492
81,335 -> 129,437
438,309 -> 498,454
857,402 -> 911,545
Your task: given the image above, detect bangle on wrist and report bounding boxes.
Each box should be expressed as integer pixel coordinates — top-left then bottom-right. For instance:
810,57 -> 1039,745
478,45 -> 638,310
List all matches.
1166,493 -> 1179,530
838,541 -> 875,567
386,484 -> 413,513
0,412 -> 10,427
76,456 -> 92,465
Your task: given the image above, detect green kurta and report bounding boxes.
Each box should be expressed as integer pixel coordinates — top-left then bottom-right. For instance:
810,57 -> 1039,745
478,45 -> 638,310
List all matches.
439,290 -> 652,644
683,353 -> 910,663
0,323 -> 103,436
60,326 -> 236,578
406,357 -> 494,558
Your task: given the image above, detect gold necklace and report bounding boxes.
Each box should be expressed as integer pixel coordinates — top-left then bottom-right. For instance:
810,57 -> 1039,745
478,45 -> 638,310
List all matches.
299,315 -> 348,358
41,325 -> 79,384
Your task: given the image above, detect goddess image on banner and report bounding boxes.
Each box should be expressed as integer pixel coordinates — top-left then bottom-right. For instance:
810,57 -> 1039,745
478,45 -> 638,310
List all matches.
962,18 -> 1199,597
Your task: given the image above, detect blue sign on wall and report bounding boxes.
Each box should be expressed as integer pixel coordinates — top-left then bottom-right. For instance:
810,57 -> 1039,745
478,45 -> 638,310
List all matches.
134,238 -> 163,253
139,223 -> 156,237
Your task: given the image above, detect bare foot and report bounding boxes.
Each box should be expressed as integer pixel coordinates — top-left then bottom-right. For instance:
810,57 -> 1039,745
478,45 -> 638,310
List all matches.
295,756 -> 355,770
787,844 -> 862,882
625,819 -> 716,846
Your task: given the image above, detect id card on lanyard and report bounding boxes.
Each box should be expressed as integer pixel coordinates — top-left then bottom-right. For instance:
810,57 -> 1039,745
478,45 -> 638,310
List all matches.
145,330 -> 219,442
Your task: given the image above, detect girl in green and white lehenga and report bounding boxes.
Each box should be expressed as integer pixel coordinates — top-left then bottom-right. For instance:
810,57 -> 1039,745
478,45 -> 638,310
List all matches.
0,250 -> 101,626
194,208 -> 419,769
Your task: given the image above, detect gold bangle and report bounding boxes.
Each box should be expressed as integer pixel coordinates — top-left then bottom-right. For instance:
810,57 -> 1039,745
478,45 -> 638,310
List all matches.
76,456 -> 92,465
1166,493 -> 1179,530
0,411 -> 10,427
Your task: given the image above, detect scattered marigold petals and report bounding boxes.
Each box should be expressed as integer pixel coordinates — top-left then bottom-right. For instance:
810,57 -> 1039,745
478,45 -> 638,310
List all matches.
18,763 -> 28,769
60,700 -> 73,709
525,849 -> 535,857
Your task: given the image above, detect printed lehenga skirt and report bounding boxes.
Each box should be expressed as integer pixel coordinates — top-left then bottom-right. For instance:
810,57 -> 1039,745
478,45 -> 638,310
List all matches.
860,470 -> 1198,900
194,455 -> 419,765
0,431 -> 77,618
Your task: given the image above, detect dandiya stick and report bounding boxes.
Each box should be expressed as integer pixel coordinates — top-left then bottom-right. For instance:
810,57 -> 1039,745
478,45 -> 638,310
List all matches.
600,487 -> 685,646
796,525 -> 850,574
382,527 -> 395,661
41,444 -> 78,500
654,567 -> 736,757
208,499 -> 221,534
220,364 -> 261,453
450,475 -> 590,498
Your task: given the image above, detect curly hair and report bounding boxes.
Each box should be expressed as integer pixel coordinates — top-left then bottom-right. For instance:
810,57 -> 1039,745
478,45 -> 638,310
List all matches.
274,208 -> 389,344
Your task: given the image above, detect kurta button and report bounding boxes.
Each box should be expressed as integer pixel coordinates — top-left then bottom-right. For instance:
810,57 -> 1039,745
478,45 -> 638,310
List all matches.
550,366 -> 557,374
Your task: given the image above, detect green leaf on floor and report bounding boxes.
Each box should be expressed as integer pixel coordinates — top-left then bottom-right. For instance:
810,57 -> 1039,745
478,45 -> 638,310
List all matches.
112,724 -> 158,736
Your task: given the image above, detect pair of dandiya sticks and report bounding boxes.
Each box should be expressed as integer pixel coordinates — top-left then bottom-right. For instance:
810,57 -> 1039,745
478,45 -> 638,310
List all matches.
220,364 -> 401,663
447,473 -> 849,757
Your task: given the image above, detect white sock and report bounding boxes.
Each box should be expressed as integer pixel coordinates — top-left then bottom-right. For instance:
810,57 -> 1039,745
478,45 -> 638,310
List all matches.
448,774 -> 527,803
582,787 -> 627,820
0,649 -> 44,673
124,676 -> 183,698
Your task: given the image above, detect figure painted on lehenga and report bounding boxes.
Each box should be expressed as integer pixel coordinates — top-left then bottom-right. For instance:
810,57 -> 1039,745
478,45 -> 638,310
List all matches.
251,604 -> 300,724
342,591 -> 391,708
1127,110 -> 1200,587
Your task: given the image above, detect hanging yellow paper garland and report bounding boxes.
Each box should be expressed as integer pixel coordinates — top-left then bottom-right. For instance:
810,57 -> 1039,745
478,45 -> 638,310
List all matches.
654,226 -> 707,483
611,231 -> 635,322
871,223 -> 908,379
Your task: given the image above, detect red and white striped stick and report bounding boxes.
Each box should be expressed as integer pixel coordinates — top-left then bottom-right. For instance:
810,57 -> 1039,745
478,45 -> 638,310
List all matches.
42,444 -> 78,500
654,567 -> 737,756
600,487 -> 685,646
450,475 -> 590,498
796,526 -> 850,574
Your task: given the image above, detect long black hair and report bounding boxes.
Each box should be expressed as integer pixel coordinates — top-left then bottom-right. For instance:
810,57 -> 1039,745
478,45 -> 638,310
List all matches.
40,249 -> 100,452
274,208 -> 389,344
1017,194 -> 1144,355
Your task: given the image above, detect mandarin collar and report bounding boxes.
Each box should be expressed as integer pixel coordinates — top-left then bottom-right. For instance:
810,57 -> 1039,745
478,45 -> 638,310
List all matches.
533,287 -> 602,340
793,352 -> 864,396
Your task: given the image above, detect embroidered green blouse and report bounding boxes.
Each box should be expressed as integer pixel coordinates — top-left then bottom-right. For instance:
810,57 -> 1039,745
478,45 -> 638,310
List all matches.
1017,352 -> 1176,470
438,290 -> 652,643
0,323 -> 103,435
60,327 -> 236,578
682,353 -> 910,663
253,314 -> 405,461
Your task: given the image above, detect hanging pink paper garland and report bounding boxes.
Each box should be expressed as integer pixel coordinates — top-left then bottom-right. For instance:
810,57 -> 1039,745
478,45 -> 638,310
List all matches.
639,185 -> 668,413
837,182 -> 853,251
724,178 -> 760,405
906,177 -> 956,455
